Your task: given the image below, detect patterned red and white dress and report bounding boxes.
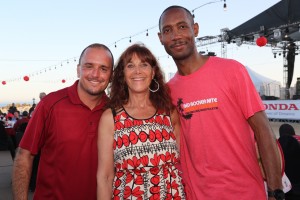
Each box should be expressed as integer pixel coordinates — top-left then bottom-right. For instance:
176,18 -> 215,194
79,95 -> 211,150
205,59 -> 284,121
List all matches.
112,108 -> 185,200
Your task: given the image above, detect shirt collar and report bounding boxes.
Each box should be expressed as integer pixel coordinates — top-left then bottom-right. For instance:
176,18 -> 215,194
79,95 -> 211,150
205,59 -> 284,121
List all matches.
68,80 -> 108,111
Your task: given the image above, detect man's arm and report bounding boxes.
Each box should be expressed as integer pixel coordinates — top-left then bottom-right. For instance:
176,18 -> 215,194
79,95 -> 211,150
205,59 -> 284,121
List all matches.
248,111 -> 282,192
12,148 -> 34,200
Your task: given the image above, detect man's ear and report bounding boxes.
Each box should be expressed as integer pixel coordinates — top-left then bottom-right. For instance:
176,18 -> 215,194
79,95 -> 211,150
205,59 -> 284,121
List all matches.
194,23 -> 199,37
76,64 -> 80,78
158,32 -> 163,45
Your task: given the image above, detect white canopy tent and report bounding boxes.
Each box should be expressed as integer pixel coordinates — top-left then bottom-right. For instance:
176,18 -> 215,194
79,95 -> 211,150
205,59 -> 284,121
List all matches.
245,66 -> 281,98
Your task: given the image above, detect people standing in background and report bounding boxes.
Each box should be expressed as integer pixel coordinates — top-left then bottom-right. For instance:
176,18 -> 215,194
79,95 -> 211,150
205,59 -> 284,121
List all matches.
12,43 -> 114,200
278,124 -> 300,200
29,93 -> 46,118
28,104 -> 36,117
13,111 -> 30,140
97,43 -> 185,199
12,111 -> 20,122
279,123 -> 300,143
8,103 -> 17,114
0,120 -> 16,160
5,112 -> 14,127
39,92 -> 46,100
158,5 -> 283,200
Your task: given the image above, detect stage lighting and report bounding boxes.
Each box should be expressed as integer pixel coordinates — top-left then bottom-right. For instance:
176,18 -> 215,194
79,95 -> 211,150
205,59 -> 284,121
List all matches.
223,0 -> 227,11
284,27 -> 289,38
273,29 -> 281,40
253,34 -> 260,42
235,38 -> 242,46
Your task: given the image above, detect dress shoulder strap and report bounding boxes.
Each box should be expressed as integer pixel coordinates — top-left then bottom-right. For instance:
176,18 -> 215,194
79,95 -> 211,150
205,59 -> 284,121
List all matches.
110,107 -> 125,123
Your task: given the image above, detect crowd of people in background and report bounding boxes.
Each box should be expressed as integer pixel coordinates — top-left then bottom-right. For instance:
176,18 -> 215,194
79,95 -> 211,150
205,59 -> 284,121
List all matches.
1,103 -> 30,160
1,94 -> 45,127
0,92 -> 47,192
0,92 -> 47,150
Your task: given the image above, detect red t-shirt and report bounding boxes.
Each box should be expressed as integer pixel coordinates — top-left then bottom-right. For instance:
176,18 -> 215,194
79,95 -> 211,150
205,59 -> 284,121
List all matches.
20,81 -> 108,200
168,57 -> 266,200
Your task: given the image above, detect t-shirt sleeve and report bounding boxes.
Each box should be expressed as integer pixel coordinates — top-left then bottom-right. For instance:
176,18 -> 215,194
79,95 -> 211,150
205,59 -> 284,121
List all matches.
231,62 -> 265,119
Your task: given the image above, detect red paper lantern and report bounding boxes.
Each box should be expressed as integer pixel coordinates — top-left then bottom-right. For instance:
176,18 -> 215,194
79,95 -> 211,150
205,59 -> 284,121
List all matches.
62,79 -> 66,83
256,36 -> 267,47
2,81 -> 6,85
23,76 -> 29,81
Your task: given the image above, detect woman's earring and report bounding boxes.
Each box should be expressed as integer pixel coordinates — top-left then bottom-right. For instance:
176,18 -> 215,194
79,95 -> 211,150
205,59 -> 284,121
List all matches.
149,79 -> 159,92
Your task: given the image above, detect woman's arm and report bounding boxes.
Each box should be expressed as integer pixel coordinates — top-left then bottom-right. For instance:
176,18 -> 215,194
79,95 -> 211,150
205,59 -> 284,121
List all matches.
171,108 -> 181,151
97,109 -> 115,200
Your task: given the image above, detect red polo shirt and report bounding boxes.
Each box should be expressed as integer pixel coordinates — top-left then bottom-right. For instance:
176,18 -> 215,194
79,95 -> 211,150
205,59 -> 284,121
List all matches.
13,117 -> 30,134
20,81 -> 108,200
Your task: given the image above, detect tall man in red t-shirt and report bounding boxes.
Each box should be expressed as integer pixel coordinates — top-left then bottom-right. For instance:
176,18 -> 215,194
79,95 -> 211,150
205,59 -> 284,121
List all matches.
158,6 -> 284,200
12,43 -> 114,200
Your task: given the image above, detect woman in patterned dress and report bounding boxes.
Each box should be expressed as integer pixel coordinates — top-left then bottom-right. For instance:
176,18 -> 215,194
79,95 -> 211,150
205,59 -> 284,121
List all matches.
97,43 -> 185,200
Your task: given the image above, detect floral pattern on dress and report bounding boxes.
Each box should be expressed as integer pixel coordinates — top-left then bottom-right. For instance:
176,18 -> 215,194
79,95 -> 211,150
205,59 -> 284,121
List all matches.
112,108 -> 185,200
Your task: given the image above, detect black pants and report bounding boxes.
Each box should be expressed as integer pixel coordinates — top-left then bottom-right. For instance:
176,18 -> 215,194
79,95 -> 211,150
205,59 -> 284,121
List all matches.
7,136 -> 16,160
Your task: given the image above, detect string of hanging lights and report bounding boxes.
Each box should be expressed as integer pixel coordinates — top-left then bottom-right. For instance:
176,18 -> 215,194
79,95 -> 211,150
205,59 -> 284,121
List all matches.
1,57 -> 77,85
192,0 -> 226,18
1,1 -> 227,86
110,25 -> 157,48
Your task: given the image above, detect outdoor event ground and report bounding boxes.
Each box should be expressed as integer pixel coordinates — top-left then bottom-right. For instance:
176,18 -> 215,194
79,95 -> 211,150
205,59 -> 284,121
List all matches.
0,122 -> 299,200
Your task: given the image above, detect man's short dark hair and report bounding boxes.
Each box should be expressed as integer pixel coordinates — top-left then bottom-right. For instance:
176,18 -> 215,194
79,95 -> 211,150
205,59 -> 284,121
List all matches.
159,5 -> 194,31
78,43 -> 114,68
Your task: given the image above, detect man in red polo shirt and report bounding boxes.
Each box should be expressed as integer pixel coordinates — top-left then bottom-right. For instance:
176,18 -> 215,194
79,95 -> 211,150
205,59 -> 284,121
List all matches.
13,111 -> 30,134
12,43 -> 114,200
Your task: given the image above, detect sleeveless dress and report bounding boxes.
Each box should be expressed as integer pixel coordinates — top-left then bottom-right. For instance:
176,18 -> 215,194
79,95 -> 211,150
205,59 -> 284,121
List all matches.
112,108 -> 185,200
